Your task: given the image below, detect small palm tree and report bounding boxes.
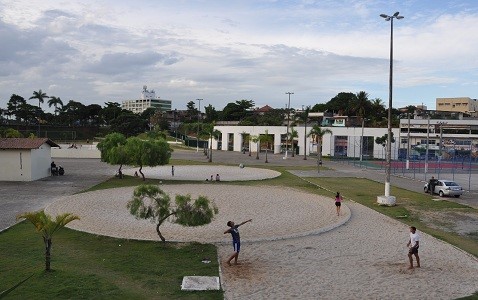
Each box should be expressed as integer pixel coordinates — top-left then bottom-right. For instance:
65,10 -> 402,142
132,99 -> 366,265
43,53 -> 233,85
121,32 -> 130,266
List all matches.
299,106 -> 311,160
262,130 -> 273,163
289,127 -> 298,157
308,125 -> 332,164
202,123 -> 220,162
250,135 -> 260,159
17,211 -> 79,271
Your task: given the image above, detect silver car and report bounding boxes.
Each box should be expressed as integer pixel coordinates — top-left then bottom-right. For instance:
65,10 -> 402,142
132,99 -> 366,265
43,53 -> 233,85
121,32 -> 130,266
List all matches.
424,180 -> 464,198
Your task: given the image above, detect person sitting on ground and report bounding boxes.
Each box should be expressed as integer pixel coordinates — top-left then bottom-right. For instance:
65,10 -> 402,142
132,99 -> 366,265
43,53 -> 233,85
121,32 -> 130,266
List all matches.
216,174 -> 220,181
50,161 -> 58,175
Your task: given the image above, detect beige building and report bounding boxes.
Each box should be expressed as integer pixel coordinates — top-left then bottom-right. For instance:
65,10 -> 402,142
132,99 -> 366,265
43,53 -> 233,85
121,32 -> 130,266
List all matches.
0,138 -> 59,181
122,86 -> 172,114
436,97 -> 478,113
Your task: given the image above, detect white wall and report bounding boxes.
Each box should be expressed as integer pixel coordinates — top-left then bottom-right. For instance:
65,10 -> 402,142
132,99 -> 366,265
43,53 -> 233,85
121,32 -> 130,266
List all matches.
0,150 -> 34,181
52,144 -> 101,159
31,145 -> 52,180
214,125 -> 400,159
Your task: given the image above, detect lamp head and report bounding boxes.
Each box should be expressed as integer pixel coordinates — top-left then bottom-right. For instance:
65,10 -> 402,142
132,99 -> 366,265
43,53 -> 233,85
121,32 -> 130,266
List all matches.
393,11 -> 400,17
380,14 -> 388,18
397,16 -> 404,19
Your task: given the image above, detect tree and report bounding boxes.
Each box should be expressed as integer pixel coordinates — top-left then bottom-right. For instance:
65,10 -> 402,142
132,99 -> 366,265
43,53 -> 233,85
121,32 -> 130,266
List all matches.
4,128 -> 23,138
298,106 -> 310,160
101,102 -> 123,125
29,89 -> 49,109
110,112 -> 148,136
288,127 -> 298,157
308,125 -> 332,163
97,132 -> 127,177
127,184 -> 218,241
204,104 -> 219,123
251,135 -> 260,159
125,137 -> 171,180
353,91 -> 371,118
6,94 -> 26,120
375,132 -> 396,147
16,211 -> 79,271
47,96 -> 63,116
262,130 -> 273,163
185,101 -> 198,122
202,123 -> 220,162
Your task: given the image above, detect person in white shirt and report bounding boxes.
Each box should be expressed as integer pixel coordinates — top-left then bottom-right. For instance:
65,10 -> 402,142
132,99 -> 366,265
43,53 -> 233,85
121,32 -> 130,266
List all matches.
406,226 -> 420,269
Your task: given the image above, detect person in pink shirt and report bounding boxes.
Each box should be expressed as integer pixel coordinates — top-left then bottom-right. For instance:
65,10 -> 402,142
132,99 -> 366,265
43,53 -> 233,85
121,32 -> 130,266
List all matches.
335,192 -> 342,216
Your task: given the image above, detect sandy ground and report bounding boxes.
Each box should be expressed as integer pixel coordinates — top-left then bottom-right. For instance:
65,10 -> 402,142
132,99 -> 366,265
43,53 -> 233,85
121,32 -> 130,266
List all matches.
43,166 -> 478,299
122,165 -> 281,181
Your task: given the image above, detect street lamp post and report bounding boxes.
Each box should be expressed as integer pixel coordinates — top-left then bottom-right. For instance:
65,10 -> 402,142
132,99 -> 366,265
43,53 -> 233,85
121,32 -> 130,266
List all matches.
284,92 -> 294,159
196,98 -> 203,152
378,11 -> 404,206
406,111 -> 411,169
360,118 -> 368,163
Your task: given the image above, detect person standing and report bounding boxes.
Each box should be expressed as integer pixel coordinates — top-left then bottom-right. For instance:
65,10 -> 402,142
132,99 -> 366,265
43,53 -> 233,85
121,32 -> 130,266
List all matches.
224,219 -> 252,265
335,192 -> 342,216
171,165 -> 175,177
407,226 -> 420,269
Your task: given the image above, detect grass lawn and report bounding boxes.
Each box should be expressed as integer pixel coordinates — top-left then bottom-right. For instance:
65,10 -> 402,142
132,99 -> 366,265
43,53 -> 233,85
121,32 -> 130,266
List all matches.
0,222 -> 222,299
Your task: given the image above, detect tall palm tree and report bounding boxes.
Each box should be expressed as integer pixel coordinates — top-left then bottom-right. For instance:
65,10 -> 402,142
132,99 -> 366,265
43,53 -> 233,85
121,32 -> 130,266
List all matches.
308,125 -> 333,164
29,89 -> 49,136
16,211 -> 79,271
48,96 -> 64,116
202,123 -> 221,162
29,89 -> 49,108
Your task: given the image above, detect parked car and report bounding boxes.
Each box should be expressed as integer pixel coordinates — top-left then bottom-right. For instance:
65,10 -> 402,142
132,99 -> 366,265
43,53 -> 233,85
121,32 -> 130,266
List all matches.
424,179 -> 464,198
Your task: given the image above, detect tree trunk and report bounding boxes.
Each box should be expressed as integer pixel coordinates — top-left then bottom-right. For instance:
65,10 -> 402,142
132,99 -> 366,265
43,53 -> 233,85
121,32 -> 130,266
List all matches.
291,139 -> 295,157
265,147 -> 268,163
44,237 -> 52,271
118,164 -> 123,179
139,165 -> 145,181
256,142 -> 259,159
156,212 -> 176,242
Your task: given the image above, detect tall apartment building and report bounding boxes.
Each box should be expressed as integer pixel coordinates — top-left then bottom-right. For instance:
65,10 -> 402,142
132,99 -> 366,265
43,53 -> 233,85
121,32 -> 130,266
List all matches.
436,97 -> 477,113
121,86 -> 172,114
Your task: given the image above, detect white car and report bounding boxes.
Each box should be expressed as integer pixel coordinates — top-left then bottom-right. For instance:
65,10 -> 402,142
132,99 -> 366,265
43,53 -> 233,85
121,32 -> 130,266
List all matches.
424,179 -> 464,198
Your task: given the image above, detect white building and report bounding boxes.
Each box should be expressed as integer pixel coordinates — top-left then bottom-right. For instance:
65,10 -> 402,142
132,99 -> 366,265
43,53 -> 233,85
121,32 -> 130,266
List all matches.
0,138 -> 59,181
211,125 -> 400,159
122,86 -> 172,114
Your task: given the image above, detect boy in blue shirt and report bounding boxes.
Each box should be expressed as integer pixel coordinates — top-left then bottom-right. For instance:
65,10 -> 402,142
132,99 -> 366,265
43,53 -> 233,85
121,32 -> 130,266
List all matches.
224,219 -> 252,265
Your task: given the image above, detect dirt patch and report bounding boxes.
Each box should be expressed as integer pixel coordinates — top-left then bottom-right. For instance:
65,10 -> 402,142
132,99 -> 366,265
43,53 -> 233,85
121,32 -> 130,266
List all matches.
415,209 -> 478,239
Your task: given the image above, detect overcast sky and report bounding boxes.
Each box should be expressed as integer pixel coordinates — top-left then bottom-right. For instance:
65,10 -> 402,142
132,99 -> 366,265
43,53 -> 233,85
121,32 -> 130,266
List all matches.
1,0 -> 478,112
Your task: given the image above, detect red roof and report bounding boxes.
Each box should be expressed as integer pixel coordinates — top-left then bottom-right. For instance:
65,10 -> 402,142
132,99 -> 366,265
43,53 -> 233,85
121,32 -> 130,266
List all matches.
0,138 -> 60,149
255,105 -> 273,113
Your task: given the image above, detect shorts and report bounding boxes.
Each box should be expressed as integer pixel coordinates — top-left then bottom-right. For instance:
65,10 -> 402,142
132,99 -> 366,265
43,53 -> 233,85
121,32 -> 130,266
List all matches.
409,246 -> 419,254
233,240 -> 241,253
335,202 -> 341,207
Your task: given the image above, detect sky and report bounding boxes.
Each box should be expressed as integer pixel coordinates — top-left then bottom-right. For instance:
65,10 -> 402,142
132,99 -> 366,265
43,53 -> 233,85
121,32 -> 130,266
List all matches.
1,0 -> 478,112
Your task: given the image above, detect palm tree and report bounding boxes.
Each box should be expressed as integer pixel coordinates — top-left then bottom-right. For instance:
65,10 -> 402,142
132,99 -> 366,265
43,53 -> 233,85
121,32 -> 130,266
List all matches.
298,106 -> 311,160
29,89 -> 49,136
308,125 -> 333,164
289,127 -> 298,157
262,130 -> 273,163
250,135 -> 260,159
48,96 -> 64,116
354,91 -> 370,118
202,123 -> 221,162
29,89 -> 49,108
16,211 -> 79,271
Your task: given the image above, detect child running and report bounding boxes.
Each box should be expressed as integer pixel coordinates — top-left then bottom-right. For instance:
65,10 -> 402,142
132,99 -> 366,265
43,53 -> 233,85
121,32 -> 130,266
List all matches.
224,219 -> 252,265
335,192 -> 343,216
